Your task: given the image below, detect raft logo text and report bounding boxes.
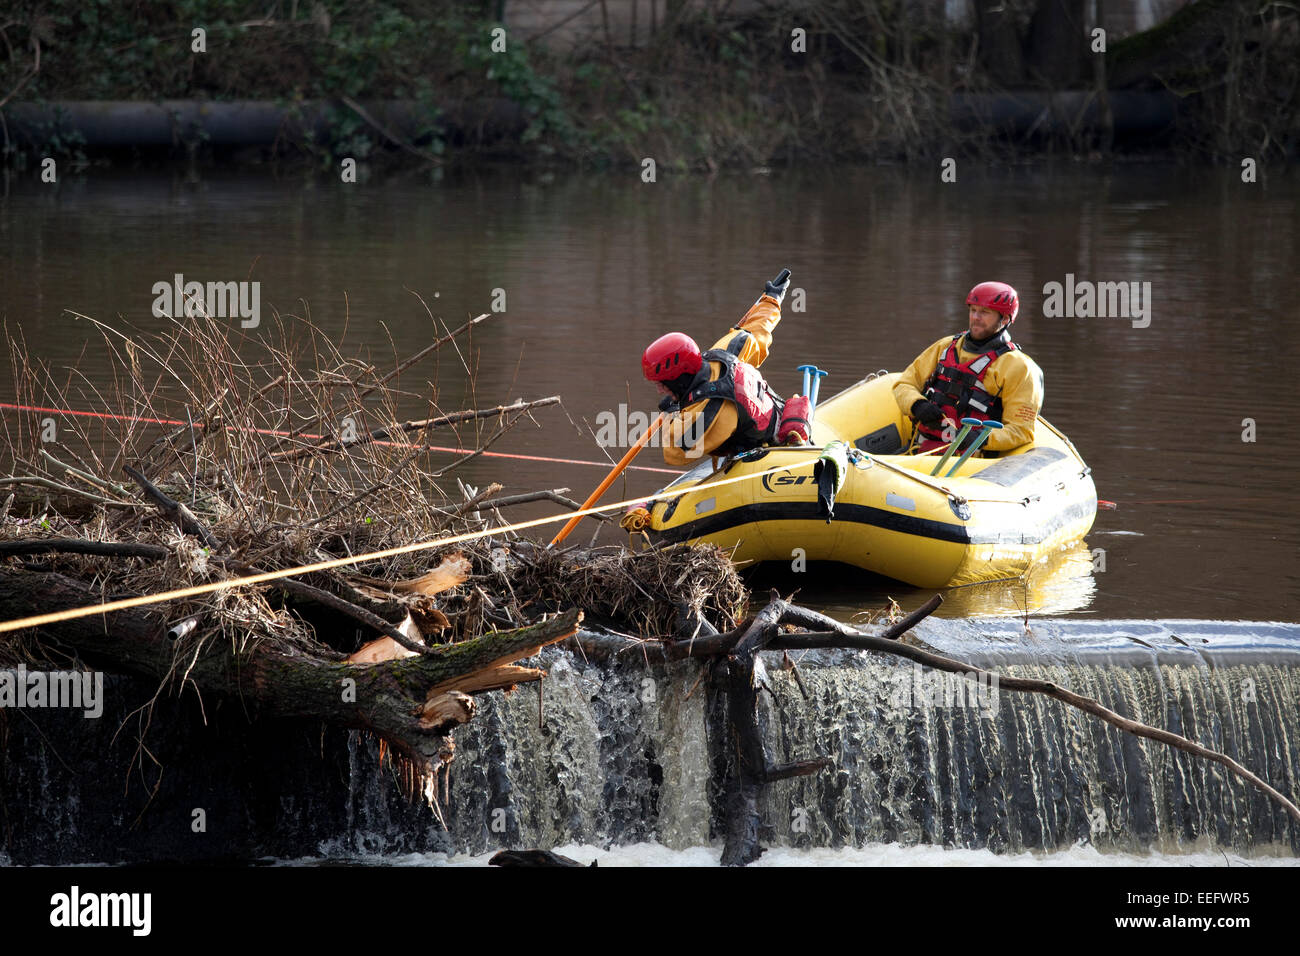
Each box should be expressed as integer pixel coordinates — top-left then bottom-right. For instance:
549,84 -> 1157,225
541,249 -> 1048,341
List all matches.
50,886 -> 151,936
1041,274 -> 1151,328
0,664 -> 103,718
152,273 -> 261,328
890,663 -> 999,716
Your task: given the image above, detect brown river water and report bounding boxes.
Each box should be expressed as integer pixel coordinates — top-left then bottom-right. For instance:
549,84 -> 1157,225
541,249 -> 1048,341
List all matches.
1,164 -> 1297,621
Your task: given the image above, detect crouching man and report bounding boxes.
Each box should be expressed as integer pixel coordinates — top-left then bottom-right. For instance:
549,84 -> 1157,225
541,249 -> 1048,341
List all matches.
894,280 -> 1043,455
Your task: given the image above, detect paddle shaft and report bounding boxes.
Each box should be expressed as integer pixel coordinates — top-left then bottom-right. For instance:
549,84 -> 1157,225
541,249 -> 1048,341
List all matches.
930,420 -> 977,476
549,412 -> 665,546
810,369 -> 828,412
944,426 -> 996,477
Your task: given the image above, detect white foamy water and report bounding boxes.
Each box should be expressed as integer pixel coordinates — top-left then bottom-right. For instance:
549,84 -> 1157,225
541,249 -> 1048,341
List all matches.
297,842 -> 1297,868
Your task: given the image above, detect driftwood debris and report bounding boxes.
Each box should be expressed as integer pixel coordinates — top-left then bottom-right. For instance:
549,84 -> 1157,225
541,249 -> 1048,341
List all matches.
0,305 -> 603,811
0,569 -> 580,778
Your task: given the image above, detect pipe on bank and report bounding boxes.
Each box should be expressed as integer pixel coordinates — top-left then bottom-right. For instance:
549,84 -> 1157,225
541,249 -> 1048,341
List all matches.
2,92 -> 1178,150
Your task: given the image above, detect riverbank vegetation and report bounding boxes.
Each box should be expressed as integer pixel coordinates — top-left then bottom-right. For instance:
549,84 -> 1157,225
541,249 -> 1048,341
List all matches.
1,1 -> 1295,169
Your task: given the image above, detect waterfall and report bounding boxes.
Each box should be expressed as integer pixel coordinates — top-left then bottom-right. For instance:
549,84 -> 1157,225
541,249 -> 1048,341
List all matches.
3,620 -> 1297,862
440,620 -> 1300,857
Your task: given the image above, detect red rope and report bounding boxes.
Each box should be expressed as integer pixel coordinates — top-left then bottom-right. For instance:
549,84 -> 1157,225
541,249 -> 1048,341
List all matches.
0,402 -> 680,474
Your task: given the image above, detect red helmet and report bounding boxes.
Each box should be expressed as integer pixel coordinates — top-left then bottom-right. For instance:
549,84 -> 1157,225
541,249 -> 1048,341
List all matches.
642,332 -> 703,382
966,281 -> 1019,324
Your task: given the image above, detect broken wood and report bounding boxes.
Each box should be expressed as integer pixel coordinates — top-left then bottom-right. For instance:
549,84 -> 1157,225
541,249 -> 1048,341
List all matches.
349,553 -> 472,597
0,539 -> 171,561
787,594 -> 943,643
417,690 -> 475,731
123,464 -> 222,550
346,618 -> 424,664
446,482 -> 505,519
39,449 -> 135,499
346,635 -> 418,664
667,593 -> 945,663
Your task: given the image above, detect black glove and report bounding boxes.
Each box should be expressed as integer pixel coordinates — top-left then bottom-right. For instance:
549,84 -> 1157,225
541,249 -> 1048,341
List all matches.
763,268 -> 792,305
911,399 -> 944,427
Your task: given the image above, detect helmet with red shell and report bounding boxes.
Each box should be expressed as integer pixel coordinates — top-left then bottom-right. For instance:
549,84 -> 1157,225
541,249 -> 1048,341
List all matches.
642,332 -> 703,382
966,281 -> 1019,324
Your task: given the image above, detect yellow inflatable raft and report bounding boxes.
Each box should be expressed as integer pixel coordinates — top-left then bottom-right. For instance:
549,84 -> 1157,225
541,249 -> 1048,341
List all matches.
644,372 -> 1097,588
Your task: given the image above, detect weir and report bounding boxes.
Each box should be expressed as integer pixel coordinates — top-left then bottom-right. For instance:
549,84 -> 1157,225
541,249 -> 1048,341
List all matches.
3,620 -> 1297,863
441,619 -> 1300,857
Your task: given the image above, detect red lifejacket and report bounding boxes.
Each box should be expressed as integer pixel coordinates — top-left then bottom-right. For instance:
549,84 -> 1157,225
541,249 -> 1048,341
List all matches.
671,347 -> 783,456
915,332 -> 1016,451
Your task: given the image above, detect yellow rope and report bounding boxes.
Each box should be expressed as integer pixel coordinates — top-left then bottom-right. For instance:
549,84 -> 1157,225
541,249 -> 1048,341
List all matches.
0,463 -> 792,635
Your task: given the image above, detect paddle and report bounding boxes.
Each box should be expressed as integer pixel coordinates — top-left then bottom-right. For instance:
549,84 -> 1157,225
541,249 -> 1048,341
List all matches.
549,412 -> 665,546
809,368 -> 828,413
930,417 -> 983,476
797,364 -> 816,399
945,419 -> 1002,477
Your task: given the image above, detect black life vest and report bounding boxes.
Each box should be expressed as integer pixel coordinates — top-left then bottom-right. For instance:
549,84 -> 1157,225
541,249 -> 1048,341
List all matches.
917,331 -> 1017,447
666,346 -> 783,457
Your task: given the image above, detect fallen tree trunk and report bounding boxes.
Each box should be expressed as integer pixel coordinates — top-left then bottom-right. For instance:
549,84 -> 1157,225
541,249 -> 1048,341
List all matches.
708,592 -> 941,865
715,592 -> 833,867
668,593 -> 943,661
0,569 -> 580,776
